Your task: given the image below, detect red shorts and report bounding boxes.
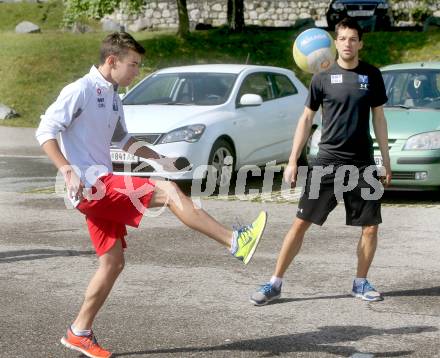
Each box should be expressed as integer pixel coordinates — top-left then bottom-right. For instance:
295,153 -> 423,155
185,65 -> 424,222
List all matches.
77,174 -> 155,256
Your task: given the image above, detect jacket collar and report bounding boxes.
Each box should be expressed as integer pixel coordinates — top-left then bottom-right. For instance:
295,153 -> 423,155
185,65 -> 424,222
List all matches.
89,65 -> 115,90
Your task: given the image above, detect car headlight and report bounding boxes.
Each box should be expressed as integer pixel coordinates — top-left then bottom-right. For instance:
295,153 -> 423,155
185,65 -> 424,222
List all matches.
403,131 -> 440,150
159,124 -> 206,144
332,2 -> 344,10
377,2 -> 389,9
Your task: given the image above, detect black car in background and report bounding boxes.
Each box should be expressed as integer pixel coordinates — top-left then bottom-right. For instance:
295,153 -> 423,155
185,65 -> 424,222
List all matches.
326,0 -> 393,30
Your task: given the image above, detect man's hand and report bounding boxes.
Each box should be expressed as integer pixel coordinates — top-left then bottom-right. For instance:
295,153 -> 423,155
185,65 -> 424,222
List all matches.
380,163 -> 392,187
283,163 -> 298,188
61,166 -> 84,202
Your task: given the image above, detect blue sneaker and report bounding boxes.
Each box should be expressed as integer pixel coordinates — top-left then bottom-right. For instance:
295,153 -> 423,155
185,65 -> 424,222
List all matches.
351,279 -> 383,302
250,282 -> 281,306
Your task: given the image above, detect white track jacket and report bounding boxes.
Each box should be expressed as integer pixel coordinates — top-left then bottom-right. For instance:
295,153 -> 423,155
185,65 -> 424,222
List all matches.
36,66 -> 130,186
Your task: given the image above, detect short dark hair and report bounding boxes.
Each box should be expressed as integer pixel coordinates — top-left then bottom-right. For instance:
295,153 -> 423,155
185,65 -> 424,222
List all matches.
335,18 -> 363,41
100,32 -> 145,64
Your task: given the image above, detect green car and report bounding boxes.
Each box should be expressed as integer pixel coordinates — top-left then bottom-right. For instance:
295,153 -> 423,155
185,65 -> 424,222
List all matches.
309,62 -> 440,190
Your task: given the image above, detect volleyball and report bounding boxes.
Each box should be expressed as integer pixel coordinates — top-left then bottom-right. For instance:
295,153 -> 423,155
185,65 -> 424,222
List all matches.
293,28 -> 336,74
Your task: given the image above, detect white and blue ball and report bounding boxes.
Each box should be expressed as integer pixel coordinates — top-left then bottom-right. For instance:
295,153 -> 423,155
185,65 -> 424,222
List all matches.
293,28 -> 336,74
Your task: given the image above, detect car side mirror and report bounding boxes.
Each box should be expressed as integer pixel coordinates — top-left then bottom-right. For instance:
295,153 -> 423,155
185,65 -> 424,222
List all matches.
239,94 -> 263,107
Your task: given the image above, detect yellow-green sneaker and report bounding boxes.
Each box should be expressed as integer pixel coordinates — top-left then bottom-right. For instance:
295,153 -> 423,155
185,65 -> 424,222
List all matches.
231,211 -> 267,265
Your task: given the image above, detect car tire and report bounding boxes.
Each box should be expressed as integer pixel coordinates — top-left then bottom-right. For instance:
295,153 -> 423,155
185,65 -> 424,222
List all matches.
205,139 -> 236,191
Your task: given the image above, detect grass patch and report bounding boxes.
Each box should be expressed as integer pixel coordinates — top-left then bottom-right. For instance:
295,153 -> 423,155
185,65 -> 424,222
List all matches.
1,24 -> 440,127
0,32 -> 105,127
0,0 -> 65,32
362,29 -> 440,66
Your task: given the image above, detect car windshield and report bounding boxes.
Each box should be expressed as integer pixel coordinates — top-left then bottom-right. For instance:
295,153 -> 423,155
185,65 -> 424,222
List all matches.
123,72 -> 237,106
382,69 -> 440,110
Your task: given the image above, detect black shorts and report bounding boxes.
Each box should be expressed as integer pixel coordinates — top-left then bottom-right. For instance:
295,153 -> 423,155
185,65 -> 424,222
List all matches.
296,164 -> 383,226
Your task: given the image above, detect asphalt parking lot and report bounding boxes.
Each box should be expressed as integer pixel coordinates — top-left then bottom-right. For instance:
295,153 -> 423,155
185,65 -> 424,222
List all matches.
0,128 -> 439,357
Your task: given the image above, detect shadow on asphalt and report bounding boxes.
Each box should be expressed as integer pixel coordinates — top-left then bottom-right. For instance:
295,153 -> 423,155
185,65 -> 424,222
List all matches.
114,325 -> 437,357
384,286 -> 440,297
266,294 -> 351,304
249,286 -> 440,306
0,249 -> 94,263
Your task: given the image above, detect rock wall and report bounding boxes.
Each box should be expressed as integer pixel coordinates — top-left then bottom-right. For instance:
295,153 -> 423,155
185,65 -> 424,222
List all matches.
107,0 -> 440,30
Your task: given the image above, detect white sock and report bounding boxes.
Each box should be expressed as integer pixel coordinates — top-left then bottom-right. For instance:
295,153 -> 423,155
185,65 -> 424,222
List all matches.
230,231 -> 238,254
354,277 -> 367,285
71,324 -> 92,337
270,276 -> 283,289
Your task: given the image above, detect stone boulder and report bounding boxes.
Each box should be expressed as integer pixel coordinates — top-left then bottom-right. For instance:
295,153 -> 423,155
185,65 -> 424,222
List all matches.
15,21 -> 40,34
128,18 -> 152,32
0,104 -> 19,120
71,22 -> 93,33
102,18 -> 122,32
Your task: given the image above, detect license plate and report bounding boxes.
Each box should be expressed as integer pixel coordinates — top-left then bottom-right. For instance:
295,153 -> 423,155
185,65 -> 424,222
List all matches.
374,156 -> 383,166
347,10 -> 374,17
110,150 -> 138,163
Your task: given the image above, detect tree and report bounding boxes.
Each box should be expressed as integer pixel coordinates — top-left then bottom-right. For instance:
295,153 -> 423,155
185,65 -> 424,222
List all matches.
227,0 -> 244,32
64,0 -> 190,38
176,0 -> 190,38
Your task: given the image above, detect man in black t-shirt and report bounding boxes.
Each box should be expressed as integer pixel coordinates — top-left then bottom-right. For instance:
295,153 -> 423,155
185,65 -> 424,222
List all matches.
251,18 -> 392,306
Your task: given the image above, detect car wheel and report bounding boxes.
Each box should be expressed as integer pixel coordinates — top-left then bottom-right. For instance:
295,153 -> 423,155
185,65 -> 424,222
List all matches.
206,139 -> 235,189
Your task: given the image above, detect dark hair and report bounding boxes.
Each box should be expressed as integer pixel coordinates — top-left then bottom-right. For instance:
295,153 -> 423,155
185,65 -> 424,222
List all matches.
99,32 -> 145,64
335,18 -> 363,41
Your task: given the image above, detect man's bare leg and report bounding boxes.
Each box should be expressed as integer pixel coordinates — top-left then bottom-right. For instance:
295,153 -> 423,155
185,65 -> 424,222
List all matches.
149,180 -> 233,248
273,217 -> 312,278
356,225 -> 378,278
73,240 -> 125,330
250,217 -> 312,305
351,225 -> 382,301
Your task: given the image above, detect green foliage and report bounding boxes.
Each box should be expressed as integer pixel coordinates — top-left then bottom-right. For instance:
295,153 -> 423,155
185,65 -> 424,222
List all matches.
391,0 -> 437,4
63,0 -> 143,28
411,6 -> 433,24
390,0 -> 436,23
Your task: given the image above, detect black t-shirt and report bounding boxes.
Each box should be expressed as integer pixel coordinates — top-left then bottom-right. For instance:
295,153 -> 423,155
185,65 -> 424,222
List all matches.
306,61 -> 387,166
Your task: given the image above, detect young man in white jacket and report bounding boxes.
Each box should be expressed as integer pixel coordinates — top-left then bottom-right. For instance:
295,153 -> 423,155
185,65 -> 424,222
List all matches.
36,32 -> 267,358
